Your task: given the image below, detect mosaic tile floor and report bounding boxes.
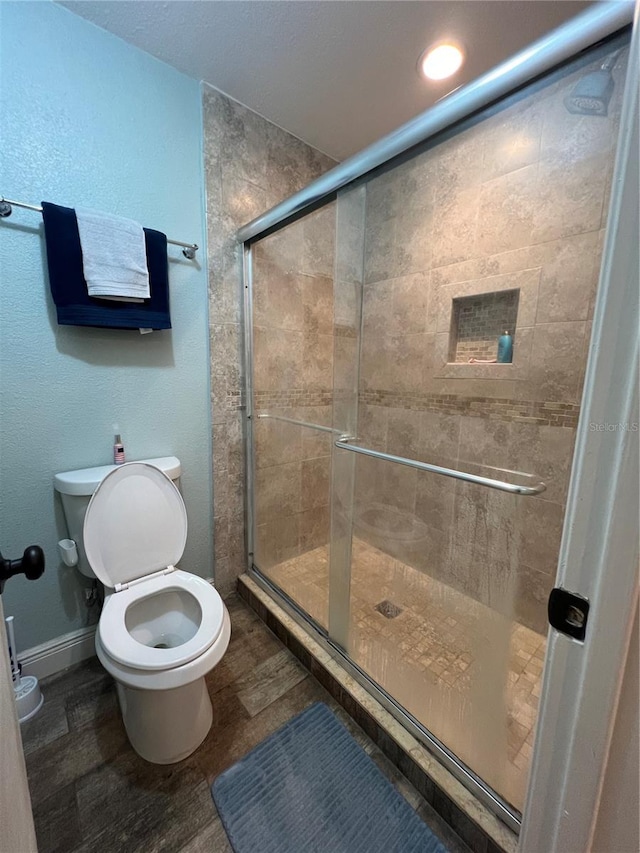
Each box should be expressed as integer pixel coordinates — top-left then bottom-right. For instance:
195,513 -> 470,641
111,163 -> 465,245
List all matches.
266,538 -> 546,813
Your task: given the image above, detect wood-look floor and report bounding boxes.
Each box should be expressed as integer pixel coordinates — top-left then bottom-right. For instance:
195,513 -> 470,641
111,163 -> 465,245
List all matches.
22,595 -> 471,853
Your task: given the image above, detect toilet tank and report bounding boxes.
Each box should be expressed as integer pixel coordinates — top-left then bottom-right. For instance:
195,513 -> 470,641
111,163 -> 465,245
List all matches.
54,457 -> 181,579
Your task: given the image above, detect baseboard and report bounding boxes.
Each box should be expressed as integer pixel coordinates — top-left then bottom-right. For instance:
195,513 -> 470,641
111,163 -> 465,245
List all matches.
19,625 -> 97,681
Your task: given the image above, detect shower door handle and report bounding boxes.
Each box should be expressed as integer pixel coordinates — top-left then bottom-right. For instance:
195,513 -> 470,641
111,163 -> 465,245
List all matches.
334,440 -> 546,496
548,588 -> 590,641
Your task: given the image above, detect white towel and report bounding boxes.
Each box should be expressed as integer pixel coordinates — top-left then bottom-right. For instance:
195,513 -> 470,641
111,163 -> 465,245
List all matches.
76,207 -> 150,301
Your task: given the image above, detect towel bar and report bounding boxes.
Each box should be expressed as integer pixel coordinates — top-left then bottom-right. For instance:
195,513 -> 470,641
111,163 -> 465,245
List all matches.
334,439 -> 546,495
0,195 -> 199,260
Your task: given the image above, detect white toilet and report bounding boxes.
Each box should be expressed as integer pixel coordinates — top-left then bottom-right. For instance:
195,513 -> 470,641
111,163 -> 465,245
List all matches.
54,458 -> 230,764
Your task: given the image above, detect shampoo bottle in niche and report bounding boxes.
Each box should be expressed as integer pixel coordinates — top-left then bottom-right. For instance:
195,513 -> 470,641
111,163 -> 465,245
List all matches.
113,433 -> 125,465
497,330 -> 513,364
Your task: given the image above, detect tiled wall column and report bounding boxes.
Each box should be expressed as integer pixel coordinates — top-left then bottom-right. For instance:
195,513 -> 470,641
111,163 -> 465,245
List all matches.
202,86 -> 336,596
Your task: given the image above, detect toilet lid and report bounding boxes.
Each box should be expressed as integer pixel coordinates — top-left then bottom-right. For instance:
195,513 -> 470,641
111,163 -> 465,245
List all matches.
84,462 -> 187,589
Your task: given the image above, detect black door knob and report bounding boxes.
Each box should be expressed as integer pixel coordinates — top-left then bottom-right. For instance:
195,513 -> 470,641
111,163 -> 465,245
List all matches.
0,545 -> 45,593
21,546 -> 46,581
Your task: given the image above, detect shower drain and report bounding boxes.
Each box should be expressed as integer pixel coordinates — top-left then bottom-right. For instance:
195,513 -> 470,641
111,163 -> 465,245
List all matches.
375,600 -> 403,619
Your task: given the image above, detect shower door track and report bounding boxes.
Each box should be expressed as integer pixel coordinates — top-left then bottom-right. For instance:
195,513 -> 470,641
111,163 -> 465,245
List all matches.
237,6 -> 632,244
247,563 -> 523,834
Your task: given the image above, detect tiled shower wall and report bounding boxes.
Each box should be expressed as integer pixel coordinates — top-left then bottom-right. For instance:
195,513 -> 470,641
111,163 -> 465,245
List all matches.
202,85 -> 336,597
355,45 -> 627,633
204,43 -> 626,628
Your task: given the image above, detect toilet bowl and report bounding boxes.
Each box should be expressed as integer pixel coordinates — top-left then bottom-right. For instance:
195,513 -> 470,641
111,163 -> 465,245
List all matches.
83,461 -> 230,764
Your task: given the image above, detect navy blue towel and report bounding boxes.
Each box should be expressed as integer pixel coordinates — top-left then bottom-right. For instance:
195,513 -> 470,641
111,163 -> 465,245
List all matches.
41,202 -> 171,330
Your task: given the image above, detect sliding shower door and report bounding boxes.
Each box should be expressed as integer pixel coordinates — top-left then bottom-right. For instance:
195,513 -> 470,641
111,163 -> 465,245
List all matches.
328,33 -> 629,818
250,203 -> 337,630
247,28 -> 630,827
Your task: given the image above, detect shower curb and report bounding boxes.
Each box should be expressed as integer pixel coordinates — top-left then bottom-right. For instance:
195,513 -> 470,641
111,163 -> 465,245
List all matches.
238,573 -> 518,853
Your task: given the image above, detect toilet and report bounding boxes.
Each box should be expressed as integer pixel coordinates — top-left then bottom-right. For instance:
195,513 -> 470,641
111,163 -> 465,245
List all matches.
54,458 -> 230,764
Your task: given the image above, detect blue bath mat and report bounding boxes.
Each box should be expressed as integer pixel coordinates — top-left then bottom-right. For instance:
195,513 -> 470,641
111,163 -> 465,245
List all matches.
211,702 -> 448,853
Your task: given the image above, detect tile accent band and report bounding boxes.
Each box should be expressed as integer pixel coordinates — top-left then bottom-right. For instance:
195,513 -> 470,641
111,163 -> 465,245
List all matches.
249,387 -> 580,428
359,390 -> 580,428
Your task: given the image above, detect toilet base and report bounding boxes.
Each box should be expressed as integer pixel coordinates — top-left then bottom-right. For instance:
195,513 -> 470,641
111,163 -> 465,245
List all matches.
116,676 -> 213,764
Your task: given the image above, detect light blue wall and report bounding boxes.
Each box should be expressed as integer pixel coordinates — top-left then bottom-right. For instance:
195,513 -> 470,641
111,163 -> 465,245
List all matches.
0,2 -> 212,650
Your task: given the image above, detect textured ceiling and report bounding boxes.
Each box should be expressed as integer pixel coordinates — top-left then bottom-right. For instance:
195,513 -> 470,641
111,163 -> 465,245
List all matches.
58,0 -> 593,160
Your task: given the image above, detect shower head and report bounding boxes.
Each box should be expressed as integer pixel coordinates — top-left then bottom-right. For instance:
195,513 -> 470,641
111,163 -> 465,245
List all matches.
564,70 -> 614,116
563,50 -> 621,117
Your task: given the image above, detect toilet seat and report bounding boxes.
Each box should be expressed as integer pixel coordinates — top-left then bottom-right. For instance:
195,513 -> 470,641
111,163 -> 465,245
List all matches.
85,463 -> 224,672
83,462 -> 188,589
98,569 -> 225,671
96,603 -> 231,692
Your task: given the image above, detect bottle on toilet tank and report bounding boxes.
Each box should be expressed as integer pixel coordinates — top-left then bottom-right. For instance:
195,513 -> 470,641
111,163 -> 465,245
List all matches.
113,433 -> 125,465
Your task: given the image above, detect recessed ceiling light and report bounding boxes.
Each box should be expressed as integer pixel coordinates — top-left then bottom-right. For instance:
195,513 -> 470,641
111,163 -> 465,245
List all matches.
419,42 -> 465,81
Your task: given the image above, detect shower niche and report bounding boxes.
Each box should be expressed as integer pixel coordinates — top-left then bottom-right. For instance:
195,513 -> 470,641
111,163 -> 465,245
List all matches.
449,289 -> 519,363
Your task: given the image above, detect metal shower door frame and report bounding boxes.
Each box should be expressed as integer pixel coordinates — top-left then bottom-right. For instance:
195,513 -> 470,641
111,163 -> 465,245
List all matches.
237,5 -> 633,244
239,1 -> 636,836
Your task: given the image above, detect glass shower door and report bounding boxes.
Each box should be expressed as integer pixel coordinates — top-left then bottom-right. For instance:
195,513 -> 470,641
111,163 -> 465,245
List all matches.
335,443 -> 541,812
250,203 -> 337,630
246,27 -> 630,828
329,33 -> 629,818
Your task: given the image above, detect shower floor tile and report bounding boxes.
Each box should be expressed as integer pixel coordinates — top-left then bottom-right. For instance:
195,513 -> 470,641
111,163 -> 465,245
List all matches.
23,595 -> 472,853
266,537 -> 547,813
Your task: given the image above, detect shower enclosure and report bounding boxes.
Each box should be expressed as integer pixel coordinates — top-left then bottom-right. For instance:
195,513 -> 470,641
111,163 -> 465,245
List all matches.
239,7 -> 632,831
